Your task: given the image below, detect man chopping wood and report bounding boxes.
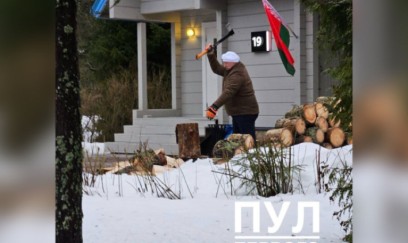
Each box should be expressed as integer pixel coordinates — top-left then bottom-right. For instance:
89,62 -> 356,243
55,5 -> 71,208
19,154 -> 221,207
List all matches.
205,44 -> 259,141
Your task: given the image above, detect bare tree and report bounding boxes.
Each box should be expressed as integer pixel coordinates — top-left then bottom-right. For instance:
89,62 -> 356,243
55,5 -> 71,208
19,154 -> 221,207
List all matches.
56,0 -> 83,242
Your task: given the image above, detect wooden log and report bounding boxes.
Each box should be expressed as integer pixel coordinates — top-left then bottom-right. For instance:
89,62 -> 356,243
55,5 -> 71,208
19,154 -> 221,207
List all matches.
322,142 -> 333,149
315,96 -> 332,104
175,123 -> 201,159
315,116 -> 329,132
315,102 -> 329,119
302,104 -> 317,125
212,140 -> 240,160
305,127 -> 325,144
275,117 -> 289,128
304,136 -> 313,143
227,133 -> 255,150
265,128 -> 294,147
295,118 -> 306,135
285,105 -> 303,118
328,116 -> 341,128
326,127 -> 345,148
294,135 -> 313,144
346,133 -> 353,145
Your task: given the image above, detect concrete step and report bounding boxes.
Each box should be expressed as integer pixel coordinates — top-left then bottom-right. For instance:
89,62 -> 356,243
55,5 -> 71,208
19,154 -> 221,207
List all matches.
107,116 -> 216,154
122,125 -> 207,136
114,133 -> 177,144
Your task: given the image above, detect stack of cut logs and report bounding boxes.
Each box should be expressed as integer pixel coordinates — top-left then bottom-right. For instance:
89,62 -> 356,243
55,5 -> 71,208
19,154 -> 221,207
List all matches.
263,97 -> 351,149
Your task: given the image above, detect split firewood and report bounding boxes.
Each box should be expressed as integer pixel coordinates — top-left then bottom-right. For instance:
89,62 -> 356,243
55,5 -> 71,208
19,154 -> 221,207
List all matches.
302,104 -> 317,125
315,116 -> 329,132
326,127 -> 345,148
305,127 -> 325,144
265,128 -> 294,147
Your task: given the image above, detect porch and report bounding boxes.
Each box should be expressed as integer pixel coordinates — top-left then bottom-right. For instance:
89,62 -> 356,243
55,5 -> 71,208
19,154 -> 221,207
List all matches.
105,113 -> 214,155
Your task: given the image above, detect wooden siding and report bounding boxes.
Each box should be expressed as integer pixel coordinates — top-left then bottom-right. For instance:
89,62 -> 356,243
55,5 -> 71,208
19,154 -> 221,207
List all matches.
226,0 -> 297,127
180,10 -> 216,117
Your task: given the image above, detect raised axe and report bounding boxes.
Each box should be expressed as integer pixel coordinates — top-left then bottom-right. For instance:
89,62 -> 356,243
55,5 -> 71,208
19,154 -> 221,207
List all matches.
195,25 -> 235,60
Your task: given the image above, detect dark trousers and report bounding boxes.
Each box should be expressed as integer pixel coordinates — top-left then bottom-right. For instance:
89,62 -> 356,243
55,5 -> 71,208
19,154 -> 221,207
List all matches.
231,114 -> 258,141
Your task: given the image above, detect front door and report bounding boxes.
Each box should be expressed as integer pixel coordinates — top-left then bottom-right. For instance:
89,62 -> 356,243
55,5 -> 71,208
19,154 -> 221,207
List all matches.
202,22 -> 218,117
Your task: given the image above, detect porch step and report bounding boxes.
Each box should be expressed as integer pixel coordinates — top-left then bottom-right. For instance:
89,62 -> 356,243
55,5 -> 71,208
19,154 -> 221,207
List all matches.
106,117 -> 214,155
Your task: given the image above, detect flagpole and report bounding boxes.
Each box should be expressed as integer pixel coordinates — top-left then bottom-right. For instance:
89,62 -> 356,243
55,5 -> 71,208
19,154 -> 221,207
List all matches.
286,24 -> 298,39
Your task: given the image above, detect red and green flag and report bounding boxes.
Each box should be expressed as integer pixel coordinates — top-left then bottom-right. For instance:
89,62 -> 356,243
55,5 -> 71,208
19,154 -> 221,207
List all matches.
262,0 -> 295,76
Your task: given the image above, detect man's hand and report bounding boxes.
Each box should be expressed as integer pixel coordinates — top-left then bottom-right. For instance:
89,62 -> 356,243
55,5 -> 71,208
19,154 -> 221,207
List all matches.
206,105 -> 218,120
205,44 -> 214,53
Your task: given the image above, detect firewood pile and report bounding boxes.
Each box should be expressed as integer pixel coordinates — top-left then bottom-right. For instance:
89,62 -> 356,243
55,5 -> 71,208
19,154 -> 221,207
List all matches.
262,96 -> 352,149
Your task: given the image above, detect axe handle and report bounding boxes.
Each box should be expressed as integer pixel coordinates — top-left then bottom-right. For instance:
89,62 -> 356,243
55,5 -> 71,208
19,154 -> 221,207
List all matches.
195,49 -> 209,60
195,29 -> 234,60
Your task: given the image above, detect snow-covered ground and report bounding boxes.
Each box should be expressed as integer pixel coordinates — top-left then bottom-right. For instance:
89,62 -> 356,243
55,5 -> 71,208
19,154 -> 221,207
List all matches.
83,142 -> 352,243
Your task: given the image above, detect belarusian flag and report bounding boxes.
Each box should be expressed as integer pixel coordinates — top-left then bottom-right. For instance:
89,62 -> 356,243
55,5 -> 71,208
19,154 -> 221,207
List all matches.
262,0 -> 295,76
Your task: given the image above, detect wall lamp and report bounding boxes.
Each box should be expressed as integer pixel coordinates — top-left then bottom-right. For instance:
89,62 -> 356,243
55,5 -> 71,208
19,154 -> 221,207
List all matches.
186,27 -> 195,38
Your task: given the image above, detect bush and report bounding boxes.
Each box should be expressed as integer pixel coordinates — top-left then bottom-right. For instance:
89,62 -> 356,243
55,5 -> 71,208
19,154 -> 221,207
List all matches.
223,143 -> 301,197
80,69 -> 137,141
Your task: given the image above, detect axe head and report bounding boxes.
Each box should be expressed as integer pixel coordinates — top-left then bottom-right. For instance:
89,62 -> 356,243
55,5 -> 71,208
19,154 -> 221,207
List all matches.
215,27 -> 235,46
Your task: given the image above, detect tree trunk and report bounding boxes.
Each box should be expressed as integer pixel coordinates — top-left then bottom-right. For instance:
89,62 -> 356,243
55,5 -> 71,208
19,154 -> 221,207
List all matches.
56,0 -> 83,242
295,118 -> 306,135
175,123 -> 201,159
326,127 -> 346,148
305,127 -> 325,144
302,104 -> 317,124
265,128 -> 294,147
315,116 -> 329,132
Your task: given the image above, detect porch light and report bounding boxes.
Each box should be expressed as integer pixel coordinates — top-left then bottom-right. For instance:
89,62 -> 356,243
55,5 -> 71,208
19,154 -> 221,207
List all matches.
186,28 -> 195,37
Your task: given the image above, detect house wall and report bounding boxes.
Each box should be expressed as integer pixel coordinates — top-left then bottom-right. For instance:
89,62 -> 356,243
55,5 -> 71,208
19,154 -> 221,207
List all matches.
109,0 -> 319,127
179,10 -> 216,117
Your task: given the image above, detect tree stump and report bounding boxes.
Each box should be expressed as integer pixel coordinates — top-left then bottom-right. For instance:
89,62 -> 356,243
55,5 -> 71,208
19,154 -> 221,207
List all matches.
175,123 -> 201,159
326,127 -> 345,148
